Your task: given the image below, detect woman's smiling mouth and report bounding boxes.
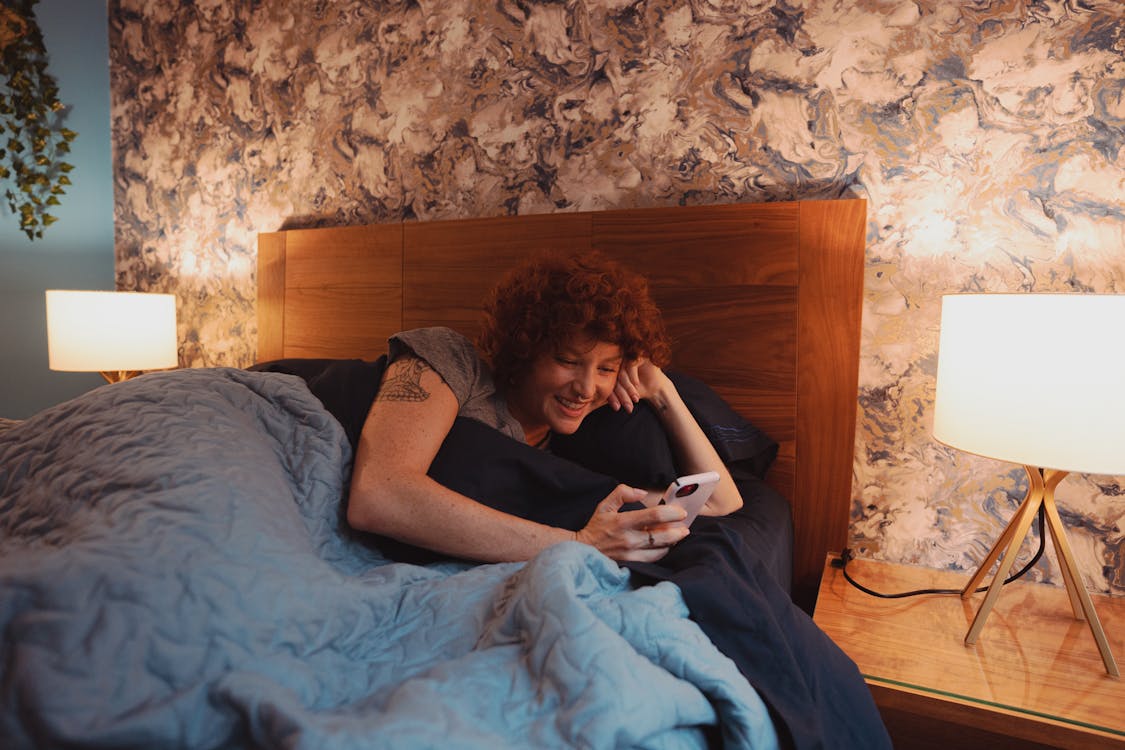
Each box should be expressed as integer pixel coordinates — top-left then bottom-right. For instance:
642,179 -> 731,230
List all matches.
556,395 -> 590,416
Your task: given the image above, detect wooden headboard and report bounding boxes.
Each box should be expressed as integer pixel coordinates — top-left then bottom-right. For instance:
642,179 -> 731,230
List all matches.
257,198 -> 866,606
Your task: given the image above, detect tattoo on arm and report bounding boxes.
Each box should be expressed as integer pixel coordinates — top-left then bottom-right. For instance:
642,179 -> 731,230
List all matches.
377,358 -> 432,402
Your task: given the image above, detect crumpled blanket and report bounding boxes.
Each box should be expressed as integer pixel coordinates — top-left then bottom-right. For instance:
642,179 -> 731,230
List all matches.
0,368 -> 777,749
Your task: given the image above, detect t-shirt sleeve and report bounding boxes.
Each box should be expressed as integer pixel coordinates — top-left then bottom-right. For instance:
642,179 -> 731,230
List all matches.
388,327 -> 483,408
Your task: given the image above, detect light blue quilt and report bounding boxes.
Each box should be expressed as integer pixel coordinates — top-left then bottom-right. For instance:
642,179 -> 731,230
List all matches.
0,368 -> 777,749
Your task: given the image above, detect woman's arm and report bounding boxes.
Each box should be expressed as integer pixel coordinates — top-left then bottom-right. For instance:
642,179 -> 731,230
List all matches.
347,355 -> 687,562
610,361 -> 744,516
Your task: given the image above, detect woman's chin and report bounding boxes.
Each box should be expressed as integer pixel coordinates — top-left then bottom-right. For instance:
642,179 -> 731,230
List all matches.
550,412 -> 588,435
551,420 -> 582,435
550,398 -> 607,434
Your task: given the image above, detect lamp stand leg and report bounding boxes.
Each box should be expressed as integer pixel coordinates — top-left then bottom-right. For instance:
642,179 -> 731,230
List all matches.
1042,506 -> 1084,621
1040,480 -> 1119,677
960,469 -> 1044,597
963,467 -> 1047,646
962,466 -> 1119,678
100,370 -> 142,384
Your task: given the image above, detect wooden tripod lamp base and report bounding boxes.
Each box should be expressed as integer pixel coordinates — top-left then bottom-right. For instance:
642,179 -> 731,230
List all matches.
99,370 -> 144,384
961,465 -> 1119,678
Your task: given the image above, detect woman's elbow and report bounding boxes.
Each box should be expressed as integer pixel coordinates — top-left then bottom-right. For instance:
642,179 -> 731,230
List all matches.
346,491 -> 377,532
346,494 -> 375,532
346,473 -> 397,533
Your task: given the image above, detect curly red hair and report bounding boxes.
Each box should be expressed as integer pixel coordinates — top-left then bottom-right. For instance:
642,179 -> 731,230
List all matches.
478,251 -> 671,387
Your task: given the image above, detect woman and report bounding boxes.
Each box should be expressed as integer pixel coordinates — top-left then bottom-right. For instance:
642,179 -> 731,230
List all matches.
346,251 -> 742,563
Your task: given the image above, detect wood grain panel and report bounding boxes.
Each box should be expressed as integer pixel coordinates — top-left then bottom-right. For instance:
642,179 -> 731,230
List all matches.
657,286 -> 796,377
256,232 -> 287,362
284,287 -> 402,359
279,223 -> 403,359
793,198 -> 867,604
591,202 -> 800,286
284,224 -> 402,289
767,453 -> 796,501
403,212 -> 592,337
656,285 -> 797,436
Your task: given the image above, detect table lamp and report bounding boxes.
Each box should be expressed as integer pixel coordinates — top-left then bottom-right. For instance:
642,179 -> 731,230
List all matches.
46,290 -> 178,383
933,293 -> 1122,677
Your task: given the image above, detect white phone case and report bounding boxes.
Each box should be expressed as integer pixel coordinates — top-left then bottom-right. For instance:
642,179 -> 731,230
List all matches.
657,470 -> 721,526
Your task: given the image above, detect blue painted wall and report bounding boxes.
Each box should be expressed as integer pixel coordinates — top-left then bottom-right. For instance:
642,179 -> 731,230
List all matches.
0,0 -> 114,418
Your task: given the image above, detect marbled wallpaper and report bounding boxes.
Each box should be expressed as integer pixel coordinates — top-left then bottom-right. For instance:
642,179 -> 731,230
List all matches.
109,1 -> 1125,593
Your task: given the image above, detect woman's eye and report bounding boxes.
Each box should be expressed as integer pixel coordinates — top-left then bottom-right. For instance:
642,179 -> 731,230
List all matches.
599,366 -> 619,374
556,357 -> 577,366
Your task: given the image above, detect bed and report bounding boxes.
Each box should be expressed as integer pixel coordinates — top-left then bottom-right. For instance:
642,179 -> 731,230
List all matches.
0,198 -> 888,748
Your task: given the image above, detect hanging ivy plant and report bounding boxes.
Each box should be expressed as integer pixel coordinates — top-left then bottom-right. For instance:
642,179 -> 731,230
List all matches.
0,0 -> 77,240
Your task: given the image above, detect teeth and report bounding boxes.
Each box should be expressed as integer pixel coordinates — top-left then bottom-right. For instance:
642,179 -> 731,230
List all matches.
558,397 -> 586,410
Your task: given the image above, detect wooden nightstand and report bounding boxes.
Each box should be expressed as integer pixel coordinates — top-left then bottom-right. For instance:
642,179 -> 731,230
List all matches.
813,554 -> 1125,749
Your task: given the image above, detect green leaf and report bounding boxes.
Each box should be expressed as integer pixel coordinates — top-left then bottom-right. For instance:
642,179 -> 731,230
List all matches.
0,6 -> 77,241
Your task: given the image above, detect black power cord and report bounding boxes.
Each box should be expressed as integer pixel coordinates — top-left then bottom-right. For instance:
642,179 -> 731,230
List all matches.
831,505 -> 1047,598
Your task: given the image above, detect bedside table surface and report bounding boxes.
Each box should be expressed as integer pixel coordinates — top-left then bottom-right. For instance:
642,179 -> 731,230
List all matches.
814,555 -> 1125,748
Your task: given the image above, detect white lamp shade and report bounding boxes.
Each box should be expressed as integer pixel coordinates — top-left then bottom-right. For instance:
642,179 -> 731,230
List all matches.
46,291 -> 178,373
933,293 -> 1125,476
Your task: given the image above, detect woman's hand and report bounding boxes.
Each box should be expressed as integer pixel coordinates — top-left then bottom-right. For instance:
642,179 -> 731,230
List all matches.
608,357 -> 670,413
575,484 -> 689,561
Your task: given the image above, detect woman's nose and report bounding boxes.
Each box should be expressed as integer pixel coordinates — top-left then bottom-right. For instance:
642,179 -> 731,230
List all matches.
574,367 -> 596,398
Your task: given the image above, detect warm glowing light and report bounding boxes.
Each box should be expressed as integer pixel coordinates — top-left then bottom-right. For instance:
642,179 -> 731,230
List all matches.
46,291 -> 178,374
933,293 -> 1125,476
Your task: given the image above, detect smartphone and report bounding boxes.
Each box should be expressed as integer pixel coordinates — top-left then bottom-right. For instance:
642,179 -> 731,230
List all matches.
654,471 -> 721,526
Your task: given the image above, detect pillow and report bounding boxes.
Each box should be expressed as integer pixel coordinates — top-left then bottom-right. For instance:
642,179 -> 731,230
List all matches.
668,370 -> 778,478
551,370 -> 778,485
248,357 -> 388,450
430,417 -> 617,529
373,417 -> 621,564
550,400 -> 678,489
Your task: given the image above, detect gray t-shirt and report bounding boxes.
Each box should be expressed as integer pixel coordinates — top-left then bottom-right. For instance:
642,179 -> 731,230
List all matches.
389,327 -> 525,442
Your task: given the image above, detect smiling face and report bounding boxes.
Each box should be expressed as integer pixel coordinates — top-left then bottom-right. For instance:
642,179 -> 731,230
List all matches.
506,336 -> 623,446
